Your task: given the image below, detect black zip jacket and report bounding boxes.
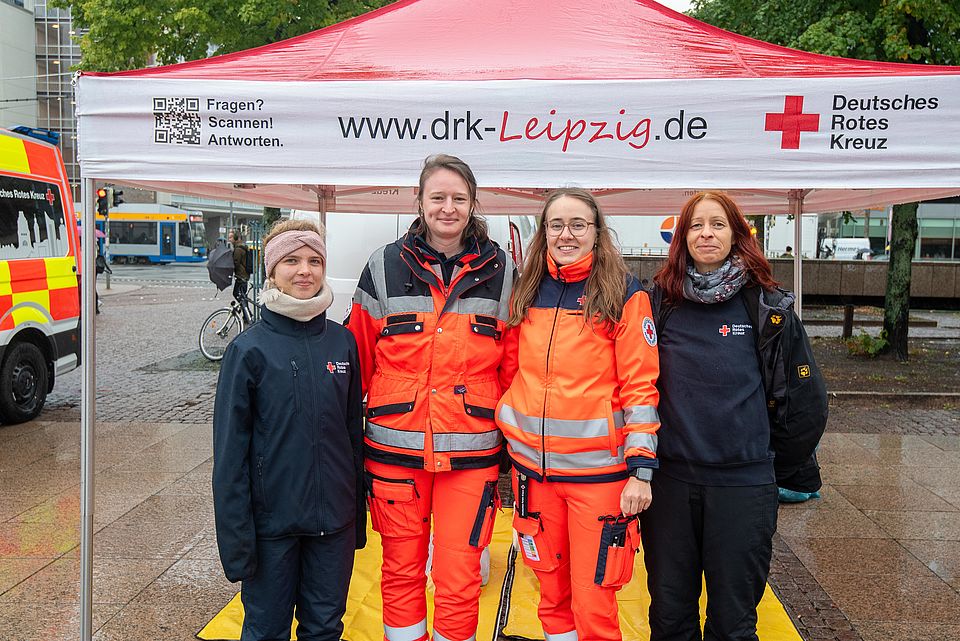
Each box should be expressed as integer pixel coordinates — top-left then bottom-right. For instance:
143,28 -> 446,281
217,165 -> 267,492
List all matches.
212,306 -> 365,583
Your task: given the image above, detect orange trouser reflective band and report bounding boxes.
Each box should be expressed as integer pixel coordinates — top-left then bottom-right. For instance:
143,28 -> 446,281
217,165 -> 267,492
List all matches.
366,460 -> 499,641
511,473 -> 629,641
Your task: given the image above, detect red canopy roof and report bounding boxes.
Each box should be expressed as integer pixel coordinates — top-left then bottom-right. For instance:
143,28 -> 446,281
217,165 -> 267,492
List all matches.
101,0 -> 960,81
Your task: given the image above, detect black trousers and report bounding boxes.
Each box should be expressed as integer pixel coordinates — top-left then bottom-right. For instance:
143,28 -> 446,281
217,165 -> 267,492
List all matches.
639,474 -> 778,641
240,526 -> 356,641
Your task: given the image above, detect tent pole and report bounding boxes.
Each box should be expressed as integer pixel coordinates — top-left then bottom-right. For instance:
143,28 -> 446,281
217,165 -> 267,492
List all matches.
80,177 -> 97,641
789,189 -> 805,319
317,188 -> 328,228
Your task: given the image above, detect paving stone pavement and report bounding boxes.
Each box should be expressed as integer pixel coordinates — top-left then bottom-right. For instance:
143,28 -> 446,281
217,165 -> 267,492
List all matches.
1,284 -> 958,641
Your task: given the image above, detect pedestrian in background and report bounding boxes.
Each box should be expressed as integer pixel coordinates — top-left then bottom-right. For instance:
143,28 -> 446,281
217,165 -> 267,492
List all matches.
642,191 -> 786,641
213,219 -> 365,641
229,229 -> 251,322
347,154 -> 516,641
496,188 -> 660,641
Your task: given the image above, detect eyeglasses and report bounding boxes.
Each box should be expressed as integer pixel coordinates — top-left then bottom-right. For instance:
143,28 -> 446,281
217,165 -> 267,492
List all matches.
545,220 -> 596,237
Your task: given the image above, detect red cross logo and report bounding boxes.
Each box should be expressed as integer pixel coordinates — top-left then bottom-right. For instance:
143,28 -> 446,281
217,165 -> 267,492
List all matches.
644,323 -> 656,342
326,362 -> 336,373
577,295 -> 586,307
765,96 -> 819,149
719,325 -> 731,336
45,189 -> 56,205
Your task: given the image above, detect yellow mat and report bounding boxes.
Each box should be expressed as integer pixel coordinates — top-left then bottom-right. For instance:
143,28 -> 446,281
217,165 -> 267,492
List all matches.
198,509 -> 800,641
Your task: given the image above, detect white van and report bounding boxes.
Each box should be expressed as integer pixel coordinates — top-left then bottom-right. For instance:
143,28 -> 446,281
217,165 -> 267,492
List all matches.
290,211 -> 534,323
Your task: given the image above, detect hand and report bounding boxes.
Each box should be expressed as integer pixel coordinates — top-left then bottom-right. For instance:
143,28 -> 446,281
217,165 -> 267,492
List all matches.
620,477 -> 652,515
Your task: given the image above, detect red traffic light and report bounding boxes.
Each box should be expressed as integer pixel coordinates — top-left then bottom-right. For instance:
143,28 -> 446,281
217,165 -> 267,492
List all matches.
97,188 -> 107,198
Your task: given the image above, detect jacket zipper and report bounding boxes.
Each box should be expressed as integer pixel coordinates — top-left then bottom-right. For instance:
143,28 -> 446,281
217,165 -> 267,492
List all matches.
257,456 -> 267,511
302,334 -> 325,535
540,275 -> 567,476
291,359 -> 301,413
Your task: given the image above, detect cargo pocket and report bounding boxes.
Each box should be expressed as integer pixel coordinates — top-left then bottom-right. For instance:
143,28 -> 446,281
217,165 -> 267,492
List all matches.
470,315 -> 503,341
513,510 -> 560,572
469,480 -> 501,548
454,385 -> 498,421
594,515 -> 640,587
365,473 -> 424,537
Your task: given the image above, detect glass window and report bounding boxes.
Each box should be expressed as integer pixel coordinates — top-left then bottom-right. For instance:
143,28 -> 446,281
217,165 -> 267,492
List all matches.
112,222 -> 157,246
178,222 -> 191,246
918,218 -> 955,260
0,175 -> 68,259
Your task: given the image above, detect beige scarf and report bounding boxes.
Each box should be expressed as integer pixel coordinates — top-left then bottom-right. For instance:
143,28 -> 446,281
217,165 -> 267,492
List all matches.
259,280 -> 334,322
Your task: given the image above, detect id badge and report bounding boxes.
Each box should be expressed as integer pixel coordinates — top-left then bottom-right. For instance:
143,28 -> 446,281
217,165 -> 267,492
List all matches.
519,533 -> 540,562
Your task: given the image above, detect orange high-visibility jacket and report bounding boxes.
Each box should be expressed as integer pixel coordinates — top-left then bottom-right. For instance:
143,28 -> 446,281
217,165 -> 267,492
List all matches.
348,233 -> 517,472
496,252 -> 660,482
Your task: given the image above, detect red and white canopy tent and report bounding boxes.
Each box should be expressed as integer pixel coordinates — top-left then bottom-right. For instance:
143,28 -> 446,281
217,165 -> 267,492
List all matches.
74,0 -> 960,636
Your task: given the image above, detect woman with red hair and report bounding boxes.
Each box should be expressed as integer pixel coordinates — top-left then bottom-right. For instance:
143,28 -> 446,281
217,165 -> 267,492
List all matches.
641,191 -> 786,641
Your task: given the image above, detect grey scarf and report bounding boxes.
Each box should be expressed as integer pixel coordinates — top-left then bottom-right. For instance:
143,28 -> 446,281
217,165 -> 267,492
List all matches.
683,255 -> 747,304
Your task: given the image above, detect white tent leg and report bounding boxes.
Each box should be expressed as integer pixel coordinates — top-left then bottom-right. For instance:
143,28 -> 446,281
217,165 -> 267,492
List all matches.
788,189 -> 806,319
80,177 -> 97,641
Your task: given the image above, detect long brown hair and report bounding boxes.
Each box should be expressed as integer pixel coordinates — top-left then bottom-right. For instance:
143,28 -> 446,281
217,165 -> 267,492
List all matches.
508,188 -> 628,328
409,153 -> 490,244
654,191 -> 778,304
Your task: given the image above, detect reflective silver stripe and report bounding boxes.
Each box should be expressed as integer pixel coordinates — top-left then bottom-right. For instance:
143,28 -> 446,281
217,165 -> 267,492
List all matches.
384,619 -> 427,641
353,287 -> 384,318
385,295 -> 435,315
496,262 -> 514,322
368,245 -> 389,302
544,630 -> 578,641
433,631 -> 475,641
434,430 -> 501,453
506,438 -> 542,466
499,404 -> 623,439
624,431 -> 659,453
456,297 -> 502,317
623,405 -> 660,425
546,446 -> 625,471
366,422 -> 425,451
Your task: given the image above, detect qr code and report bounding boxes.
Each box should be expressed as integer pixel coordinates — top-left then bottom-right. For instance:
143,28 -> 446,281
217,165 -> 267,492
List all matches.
153,97 -> 201,145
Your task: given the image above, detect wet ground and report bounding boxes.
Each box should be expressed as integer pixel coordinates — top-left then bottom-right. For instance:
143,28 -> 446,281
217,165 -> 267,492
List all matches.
0,284 -> 958,640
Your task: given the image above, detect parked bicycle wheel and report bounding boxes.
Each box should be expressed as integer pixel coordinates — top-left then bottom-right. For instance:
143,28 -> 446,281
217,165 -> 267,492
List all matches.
199,308 -> 244,361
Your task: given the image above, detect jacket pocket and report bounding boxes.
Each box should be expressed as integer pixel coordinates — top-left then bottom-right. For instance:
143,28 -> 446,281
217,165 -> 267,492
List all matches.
455,386 -> 498,421
381,314 -> 425,337
365,473 -> 424,537
594,515 -> 640,587
367,390 -> 417,420
291,359 -> 301,413
256,455 -> 270,513
470,315 -> 503,341
469,480 -> 501,548
513,510 -> 560,572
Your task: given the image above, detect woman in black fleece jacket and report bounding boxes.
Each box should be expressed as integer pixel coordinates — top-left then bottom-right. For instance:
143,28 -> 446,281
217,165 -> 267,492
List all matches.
641,192 -> 783,641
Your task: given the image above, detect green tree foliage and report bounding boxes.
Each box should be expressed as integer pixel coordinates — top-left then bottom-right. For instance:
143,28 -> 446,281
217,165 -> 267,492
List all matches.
690,0 -> 959,361
54,0 -> 392,72
690,1 -> 959,64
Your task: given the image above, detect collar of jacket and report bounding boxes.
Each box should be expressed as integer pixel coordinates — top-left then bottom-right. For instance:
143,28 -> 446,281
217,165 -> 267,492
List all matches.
399,232 -> 495,281
547,250 -> 594,283
259,305 -> 327,336
403,232 -> 483,266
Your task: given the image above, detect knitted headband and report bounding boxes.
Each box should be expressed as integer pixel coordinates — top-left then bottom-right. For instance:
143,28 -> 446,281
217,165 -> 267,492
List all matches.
264,230 -> 326,276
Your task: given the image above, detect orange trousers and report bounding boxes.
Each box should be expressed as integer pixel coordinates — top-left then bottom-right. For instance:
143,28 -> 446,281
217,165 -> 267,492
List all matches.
512,473 -> 630,641
366,460 -> 499,641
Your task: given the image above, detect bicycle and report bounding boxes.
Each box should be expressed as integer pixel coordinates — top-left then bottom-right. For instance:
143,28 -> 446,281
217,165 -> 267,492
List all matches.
199,292 -> 253,361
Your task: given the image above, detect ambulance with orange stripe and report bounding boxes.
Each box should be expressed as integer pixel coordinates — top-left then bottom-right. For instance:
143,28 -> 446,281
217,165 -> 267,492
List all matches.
0,128 -> 81,423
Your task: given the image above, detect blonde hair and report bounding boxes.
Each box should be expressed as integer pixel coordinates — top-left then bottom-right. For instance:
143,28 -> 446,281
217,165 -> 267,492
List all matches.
508,189 -> 628,328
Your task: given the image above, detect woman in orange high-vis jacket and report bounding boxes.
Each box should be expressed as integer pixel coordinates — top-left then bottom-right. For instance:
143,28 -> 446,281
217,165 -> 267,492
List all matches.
347,154 -> 517,641
496,188 -> 660,641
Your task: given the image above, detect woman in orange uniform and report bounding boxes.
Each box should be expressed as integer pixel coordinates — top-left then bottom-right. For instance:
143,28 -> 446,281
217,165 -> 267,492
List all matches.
347,154 -> 517,641
496,188 -> 660,641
